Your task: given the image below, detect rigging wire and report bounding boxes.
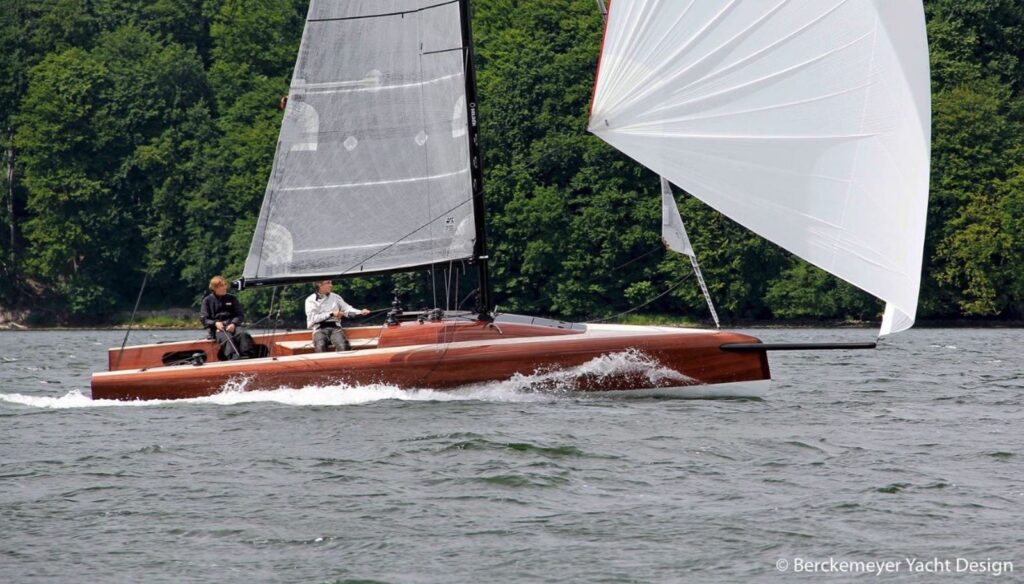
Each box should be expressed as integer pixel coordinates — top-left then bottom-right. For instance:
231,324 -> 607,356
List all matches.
431,262 -> 438,310
454,264 -> 461,311
114,269 -> 151,369
687,254 -> 720,328
511,243 -> 664,316
588,272 -> 693,324
241,238 -> 674,331
445,261 -> 453,311
457,287 -> 478,311
609,244 -> 662,272
593,0 -> 720,328
265,287 -> 278,357
254,197 -> 474,289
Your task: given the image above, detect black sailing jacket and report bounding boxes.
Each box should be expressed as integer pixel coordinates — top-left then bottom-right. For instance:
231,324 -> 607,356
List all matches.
199,293 -> 244,333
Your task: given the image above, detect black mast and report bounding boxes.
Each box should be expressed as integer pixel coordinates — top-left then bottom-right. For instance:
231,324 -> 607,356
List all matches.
459,0 -> 493,319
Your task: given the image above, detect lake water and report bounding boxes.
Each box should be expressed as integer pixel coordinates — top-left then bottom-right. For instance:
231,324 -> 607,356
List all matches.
1,328 -> 1021,583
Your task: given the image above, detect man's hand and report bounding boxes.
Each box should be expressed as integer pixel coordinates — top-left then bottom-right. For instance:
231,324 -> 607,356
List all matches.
215,321 -> 225,332
226,323 -> 236,334
360,308 -> 370,316
332,309 -> 342,320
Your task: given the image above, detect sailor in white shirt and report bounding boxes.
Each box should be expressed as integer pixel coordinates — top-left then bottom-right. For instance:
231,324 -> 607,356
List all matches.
305,280 -> 370,352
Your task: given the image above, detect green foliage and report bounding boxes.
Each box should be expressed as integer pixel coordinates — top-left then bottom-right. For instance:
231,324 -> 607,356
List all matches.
0,0 -> 98,299
207,0 -> 306,110
111,314 -> 197,329
91,0 -> 214,59
613,313 -> 697,327
923,0 -> 1024,317
478,0 -> 666,319
766,263 -> 880,321
1,0 -> 1022,326
935,166 -> 1024,316
15,25 -> 210,318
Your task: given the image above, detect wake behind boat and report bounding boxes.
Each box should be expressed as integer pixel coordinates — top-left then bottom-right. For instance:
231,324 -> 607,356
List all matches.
90,0 -> 931,401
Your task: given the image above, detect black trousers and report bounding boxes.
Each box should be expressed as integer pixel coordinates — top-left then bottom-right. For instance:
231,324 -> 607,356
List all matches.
313,326 -> 350,352
215,327 -> 254,360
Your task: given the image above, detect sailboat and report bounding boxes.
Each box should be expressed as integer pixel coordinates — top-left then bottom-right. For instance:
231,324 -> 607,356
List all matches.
91,0 -> 930,401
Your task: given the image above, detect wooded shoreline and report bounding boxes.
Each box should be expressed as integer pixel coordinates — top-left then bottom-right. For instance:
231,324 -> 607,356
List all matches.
2,315 -> 1020,332
1,1 -> 1022,326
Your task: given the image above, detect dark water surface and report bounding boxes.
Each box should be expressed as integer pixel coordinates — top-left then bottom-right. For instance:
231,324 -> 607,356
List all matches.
1,328 -> 1021,583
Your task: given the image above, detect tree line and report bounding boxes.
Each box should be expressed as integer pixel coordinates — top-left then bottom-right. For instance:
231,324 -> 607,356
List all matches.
1,0 -> 1022,326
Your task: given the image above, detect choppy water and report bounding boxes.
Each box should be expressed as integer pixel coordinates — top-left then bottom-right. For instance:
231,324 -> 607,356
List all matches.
1,328 -> 1021,583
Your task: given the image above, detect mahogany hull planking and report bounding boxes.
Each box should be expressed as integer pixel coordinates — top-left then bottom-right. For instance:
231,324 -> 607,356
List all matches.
92,320 -> 770,401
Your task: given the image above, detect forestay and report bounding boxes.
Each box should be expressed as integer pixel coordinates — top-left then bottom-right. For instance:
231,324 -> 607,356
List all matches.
243,0 -> 476,286
662,178 -> 720,328
589,0 -> 931,335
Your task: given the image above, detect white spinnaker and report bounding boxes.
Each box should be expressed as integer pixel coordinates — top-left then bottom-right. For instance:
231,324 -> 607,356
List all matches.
589,0 -> 931,336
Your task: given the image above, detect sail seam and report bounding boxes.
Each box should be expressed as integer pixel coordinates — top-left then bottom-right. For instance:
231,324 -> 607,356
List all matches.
599,0 -> 735,118
298,72 -> 464,95
606,131 -> 875,140
308,0 -> 458,23
832,13 -> 880,274
422,47 -> 465,56
662,0 -> 848,108
277,168 -> 470,192
299,237 -> 436,253
331,197 -> 475,277
622,82 -> 871,130
635,29 -> 874,125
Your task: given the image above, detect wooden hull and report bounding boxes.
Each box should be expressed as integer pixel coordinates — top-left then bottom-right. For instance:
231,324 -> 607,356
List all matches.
91,319 -> 770,401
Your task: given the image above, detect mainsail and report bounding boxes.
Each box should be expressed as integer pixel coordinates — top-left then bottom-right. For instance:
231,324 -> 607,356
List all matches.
243,0 -> 481,287
589,0 -> 931,336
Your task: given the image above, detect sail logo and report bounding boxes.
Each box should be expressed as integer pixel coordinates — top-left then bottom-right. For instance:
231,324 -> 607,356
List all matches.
452,96 -> 467,138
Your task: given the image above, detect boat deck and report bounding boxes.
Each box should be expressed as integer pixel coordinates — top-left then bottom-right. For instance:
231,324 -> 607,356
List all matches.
93,318 -> 770,401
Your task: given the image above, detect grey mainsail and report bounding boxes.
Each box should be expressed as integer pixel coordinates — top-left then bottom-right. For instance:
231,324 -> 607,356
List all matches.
242,0 -> 478,286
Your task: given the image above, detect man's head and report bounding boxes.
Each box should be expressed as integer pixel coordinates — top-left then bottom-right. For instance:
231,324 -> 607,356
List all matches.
209,275 -> 229,297
316,280 -> 333,296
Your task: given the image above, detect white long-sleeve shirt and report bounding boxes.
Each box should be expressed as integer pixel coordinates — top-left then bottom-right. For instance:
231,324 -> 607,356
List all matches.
305,292 -> 360,329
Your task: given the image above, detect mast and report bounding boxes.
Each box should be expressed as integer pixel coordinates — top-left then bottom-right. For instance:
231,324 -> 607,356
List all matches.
459,0 -> 493,318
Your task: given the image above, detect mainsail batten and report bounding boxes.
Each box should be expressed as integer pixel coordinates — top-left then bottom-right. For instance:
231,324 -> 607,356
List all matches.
243,0 -> 479,286
278,169 -> 471,193
589,0 -> 931,336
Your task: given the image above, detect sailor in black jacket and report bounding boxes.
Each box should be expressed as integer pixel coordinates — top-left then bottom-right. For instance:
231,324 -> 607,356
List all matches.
200,275 -> 254,360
